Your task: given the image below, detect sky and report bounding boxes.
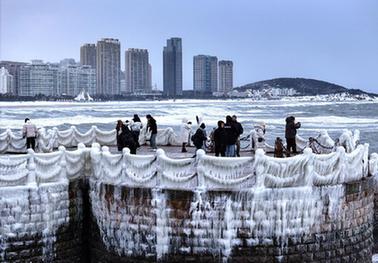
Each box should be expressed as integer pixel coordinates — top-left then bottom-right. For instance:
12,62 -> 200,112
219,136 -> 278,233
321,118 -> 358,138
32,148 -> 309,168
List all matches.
1,0 -> 378,93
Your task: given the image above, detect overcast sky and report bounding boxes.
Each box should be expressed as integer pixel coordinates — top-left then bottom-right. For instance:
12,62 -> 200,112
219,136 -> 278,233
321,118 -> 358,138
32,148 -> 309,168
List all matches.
1,0 -> 377,92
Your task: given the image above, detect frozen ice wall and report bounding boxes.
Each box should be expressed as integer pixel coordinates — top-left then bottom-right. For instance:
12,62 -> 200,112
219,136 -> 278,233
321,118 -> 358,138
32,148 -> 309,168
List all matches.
0,183 -> 69,262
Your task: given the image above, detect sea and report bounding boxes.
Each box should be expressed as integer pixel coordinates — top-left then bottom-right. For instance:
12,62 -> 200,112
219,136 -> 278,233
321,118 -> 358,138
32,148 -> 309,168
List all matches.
0,99 -> 377,153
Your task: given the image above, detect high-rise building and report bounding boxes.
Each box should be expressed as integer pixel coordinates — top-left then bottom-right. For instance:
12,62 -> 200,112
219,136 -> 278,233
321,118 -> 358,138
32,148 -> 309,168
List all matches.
58,64 -> 96,96
0,61 -> 27,95
125,48 -> 151,94
193,55 -> 218,93
218,60 -> 233,93
0,67 -> 14,94
163,38 -> 182,97
148,64 -> 152,91
18,60 -> 59,97
96,38 -> 121,95
80,44 -> 97,69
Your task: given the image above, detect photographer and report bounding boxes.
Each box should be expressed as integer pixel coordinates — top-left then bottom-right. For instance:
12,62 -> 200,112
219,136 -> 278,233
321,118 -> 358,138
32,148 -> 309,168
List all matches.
285,116 -> 301,156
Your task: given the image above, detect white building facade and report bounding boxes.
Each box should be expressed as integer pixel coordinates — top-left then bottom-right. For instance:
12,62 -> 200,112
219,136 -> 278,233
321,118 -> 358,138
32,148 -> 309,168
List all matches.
218,60 -> 233,94
125,48 -> 151,94
0,67 -> 14,94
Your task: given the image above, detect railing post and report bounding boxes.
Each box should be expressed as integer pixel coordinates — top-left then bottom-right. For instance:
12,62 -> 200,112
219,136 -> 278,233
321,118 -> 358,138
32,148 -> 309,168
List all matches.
195,149 -> 206,189
254,149 -> 266,188
59,146 -> 68,183
336,146 -> 346,184
155,149 -> 165,187
363,143 -> 369,177
27,148 -> 37,186
92,125 -> 97,145
303,148 -> 314,186
90,143 -> 102,179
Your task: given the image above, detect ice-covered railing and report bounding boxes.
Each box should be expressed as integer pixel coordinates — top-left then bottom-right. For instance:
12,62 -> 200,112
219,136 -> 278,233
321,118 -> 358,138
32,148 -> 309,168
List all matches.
89,143 -> 370,189
0,125 -> 181,153
0,143 -> 89,187
0,140 -> 371,190
1,125 -> 361,154
250,129 -> 360,154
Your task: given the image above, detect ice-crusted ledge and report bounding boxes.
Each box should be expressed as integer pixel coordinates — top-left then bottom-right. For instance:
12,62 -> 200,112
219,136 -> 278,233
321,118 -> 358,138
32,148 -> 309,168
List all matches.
0,140 -> 376,262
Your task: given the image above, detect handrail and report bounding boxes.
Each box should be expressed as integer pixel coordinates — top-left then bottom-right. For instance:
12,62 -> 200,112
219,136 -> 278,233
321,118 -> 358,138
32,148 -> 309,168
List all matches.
1,126 -> 361,154
0,142 -> 374,190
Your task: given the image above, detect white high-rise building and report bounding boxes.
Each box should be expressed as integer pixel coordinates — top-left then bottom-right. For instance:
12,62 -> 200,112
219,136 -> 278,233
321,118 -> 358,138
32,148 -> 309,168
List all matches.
96,38 -> 121,95
0,67 -> 14,94
58,64 -> 96,96
18,60 -> 59,97
218,60 -> 233,93
125,48 -> 151,94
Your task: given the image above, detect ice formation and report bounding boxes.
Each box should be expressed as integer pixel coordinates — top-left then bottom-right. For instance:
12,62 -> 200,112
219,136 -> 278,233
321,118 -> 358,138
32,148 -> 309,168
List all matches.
0,138 -> 375,261
86,143 -> 371,260
0,144 -> 87,262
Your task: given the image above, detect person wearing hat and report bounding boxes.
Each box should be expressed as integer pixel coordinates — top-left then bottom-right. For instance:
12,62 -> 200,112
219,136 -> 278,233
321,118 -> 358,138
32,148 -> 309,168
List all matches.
22,118 -> 37,150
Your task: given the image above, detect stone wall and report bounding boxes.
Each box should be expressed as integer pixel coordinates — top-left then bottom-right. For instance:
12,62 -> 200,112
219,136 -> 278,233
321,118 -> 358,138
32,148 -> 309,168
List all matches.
0,179 -> 85,262
0,176 -> 374,262
89,177 -> 374,263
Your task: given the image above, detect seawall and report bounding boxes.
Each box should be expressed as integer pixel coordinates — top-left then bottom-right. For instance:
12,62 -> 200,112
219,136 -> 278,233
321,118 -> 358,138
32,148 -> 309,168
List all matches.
0,143 -> 377,262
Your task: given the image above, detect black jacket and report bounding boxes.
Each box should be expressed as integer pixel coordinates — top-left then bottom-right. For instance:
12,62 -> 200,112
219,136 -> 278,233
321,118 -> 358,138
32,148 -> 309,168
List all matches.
147,118 -> 157,134
234,121 -> 244,136
213,127 -> 226,147
285,117 -> 301,139
191,128 -> 207,148
116,124 -> 136,150
224,122 -> 238,145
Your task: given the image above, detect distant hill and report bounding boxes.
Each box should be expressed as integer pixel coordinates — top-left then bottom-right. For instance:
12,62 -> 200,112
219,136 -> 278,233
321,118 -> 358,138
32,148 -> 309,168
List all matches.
236,78 -> 376,96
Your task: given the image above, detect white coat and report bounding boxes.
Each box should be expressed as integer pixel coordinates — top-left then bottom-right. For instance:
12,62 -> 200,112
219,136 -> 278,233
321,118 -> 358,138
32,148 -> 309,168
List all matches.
180,122 -> 192,144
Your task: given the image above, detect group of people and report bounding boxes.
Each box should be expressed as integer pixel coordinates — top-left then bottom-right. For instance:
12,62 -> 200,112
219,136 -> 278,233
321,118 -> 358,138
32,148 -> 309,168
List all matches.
116,114 -> 157,154
185,115 -> 244,157
20,114 -> 301,158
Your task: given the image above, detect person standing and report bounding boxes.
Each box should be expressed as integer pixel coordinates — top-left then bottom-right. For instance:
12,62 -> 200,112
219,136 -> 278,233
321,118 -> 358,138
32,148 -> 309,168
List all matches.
146,114 -> 157,150
130,114 -> 142,148
116,120 -> 137,154
232,115 -> 244,157
224,115 -> 238,157
213,120 -> 226,157
180,118 -> 192,152
285,116 -> 301,156
191,123 -> 207,151
116,120 -> 126,152
22,118 -> 37,150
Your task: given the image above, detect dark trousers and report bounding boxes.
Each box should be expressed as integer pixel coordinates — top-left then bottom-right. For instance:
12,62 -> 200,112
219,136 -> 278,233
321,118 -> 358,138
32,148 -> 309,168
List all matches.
286,138 -> 297,154
26,137 -> 36,150
132,131 -> 140,147
215,144 -> 226,157
236,137 -> 241,157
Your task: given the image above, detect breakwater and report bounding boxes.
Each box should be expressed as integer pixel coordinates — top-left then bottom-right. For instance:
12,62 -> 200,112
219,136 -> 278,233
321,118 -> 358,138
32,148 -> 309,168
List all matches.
0,143 -> 377,262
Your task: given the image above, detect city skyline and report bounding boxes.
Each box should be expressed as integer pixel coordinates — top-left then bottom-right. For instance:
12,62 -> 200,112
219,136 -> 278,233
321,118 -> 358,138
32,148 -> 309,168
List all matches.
1,0 -> 378,92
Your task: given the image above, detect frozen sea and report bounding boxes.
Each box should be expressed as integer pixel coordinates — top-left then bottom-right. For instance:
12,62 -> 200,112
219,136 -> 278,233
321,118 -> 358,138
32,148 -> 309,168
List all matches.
0,99 -> 377,153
